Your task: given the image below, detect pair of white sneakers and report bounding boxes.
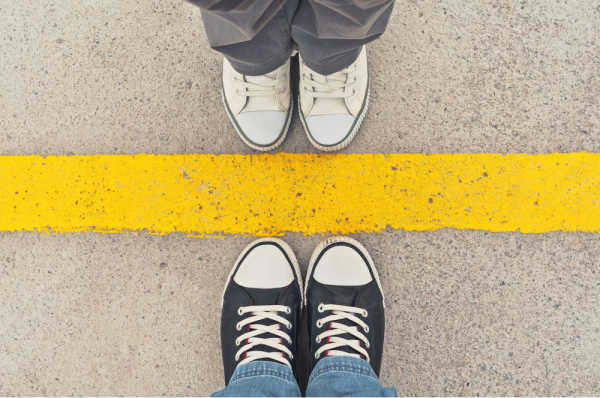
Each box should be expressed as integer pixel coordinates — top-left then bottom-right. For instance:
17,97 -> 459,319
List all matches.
222,47 -> 370,152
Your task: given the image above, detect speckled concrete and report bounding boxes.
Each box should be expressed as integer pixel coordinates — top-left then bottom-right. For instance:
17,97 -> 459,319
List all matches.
1,0 -> 600,395
0,0 -> 598,155
1,232 -> 600,395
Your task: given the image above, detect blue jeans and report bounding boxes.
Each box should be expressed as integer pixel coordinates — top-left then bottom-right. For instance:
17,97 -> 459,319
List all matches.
212,357 -> 398,397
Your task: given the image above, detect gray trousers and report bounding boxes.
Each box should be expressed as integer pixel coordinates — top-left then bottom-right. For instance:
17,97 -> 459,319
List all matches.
189,0 -> 394,76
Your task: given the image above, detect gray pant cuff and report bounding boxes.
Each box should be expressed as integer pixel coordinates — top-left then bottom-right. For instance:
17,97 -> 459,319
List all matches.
301,47 -> 361,75
225,50 -> 292,76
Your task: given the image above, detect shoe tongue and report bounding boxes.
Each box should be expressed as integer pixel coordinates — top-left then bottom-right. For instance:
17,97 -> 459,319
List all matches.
241,287 -> 291,363
318,285 -> 367,358
323,316 -> 365,359
243,74 -> 281,112
248,73 -> 276,84
310,97 -> 349,116
306,72 -> 349,116
328,321 -> 366,359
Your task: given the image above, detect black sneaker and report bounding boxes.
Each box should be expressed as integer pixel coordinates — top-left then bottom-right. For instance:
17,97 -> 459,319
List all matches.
220,238 -> 303,384
304,237 -> 385,375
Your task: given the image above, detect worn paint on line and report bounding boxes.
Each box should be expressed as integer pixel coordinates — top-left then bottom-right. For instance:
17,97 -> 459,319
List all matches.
1,153 -> 599,236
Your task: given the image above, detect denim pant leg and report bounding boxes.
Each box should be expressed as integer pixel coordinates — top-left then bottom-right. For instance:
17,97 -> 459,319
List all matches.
305,357 -> 397,397
212,361 -> 301,397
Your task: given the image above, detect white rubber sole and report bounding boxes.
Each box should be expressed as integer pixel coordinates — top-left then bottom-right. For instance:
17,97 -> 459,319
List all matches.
222,90 -> 293,152
222,237 -> 304,309
299,83 -> 370,152
304,236 -> 385,308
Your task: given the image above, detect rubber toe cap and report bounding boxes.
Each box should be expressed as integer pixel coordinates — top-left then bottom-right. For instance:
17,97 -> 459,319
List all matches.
235,111 -> 287,147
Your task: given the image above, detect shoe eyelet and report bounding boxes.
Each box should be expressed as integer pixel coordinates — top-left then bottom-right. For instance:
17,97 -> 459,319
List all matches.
237,308 -> 244,316
364,325 -> 369,333
317,303 -> 325,313
289,353 -> 294,359
287,322 -> 292,330
236,323 -> 242,331
362,309 -> 368,318
315,337 -> 321,343
314,352 -> 320,359
235,338 -> 241,346
316,320 -> 323,328
285,306 -> 291,314
366,341 -> 371,348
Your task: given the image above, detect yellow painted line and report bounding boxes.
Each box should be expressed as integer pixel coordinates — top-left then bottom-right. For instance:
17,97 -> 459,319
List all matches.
1,153 -> 599,236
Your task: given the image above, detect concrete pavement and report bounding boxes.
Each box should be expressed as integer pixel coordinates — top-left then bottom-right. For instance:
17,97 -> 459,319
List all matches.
1,0 -> 599,395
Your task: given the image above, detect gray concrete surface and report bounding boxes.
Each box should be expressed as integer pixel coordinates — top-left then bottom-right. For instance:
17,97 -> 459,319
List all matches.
1,0 -> 598,155
2,232 -> 600,395
1,0 -> 600,396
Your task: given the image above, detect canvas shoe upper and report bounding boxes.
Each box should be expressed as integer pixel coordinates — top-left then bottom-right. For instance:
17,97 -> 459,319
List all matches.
304,236 -> 385,376
299,46 -> 370,152
222,58 -> 292,151
220,238 -> 303,385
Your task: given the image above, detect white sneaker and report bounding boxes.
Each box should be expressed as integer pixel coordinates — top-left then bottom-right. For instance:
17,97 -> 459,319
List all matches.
222,58 -> 293,151
299,46 -> 370,152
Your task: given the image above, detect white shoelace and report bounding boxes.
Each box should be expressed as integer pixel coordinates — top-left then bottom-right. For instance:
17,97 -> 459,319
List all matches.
302,65 -> 357,99
234,72 -> 280,98
314,303 -> 370,362
235,305 -> 293,368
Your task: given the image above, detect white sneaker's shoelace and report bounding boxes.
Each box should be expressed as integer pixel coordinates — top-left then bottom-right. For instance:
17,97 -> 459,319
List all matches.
302,65 -> 357,99
234,73 -> 280,98
314,303 -> 370,362
235,305 -> 293,368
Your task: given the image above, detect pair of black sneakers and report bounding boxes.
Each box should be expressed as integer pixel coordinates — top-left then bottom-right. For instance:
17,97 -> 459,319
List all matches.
220,236 -> 385,385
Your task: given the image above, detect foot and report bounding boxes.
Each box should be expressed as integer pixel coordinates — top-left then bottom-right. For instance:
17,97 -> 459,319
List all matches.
222,58 -> 293,151
305,236 -> 385,375
221,238 -> 303,384
299,46 -> 370,152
